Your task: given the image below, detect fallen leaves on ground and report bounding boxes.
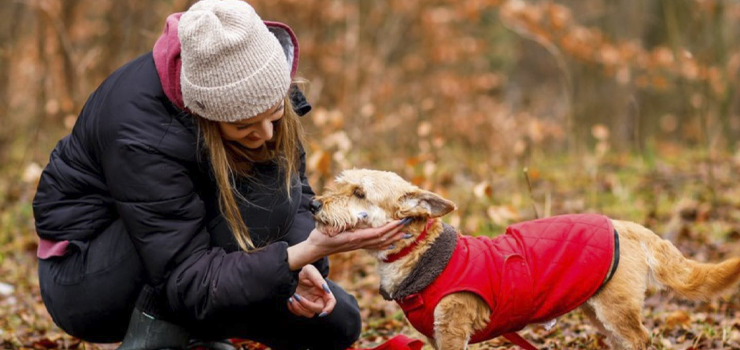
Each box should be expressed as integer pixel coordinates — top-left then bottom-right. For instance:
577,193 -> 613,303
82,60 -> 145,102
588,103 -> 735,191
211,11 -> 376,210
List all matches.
2,153 -> 740,350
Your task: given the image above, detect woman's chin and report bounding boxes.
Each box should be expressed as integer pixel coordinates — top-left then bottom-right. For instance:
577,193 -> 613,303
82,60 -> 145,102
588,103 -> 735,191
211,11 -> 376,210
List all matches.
238,139 -> 265,149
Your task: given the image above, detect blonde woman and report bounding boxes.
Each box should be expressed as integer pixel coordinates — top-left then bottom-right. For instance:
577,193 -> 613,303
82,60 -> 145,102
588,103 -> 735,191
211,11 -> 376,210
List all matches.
32,1 -> 409,349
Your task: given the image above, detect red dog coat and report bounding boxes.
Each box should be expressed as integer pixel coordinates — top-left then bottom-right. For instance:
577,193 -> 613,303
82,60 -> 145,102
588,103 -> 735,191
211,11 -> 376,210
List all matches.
394,214 -> 616,344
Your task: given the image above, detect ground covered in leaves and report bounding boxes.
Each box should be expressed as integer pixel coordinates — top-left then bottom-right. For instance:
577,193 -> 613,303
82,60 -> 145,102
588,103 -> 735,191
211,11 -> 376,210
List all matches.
2,151 -> 740,350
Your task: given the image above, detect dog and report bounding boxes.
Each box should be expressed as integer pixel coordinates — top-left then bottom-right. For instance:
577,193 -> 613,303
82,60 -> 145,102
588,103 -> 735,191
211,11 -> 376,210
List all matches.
310,169 -> 740,350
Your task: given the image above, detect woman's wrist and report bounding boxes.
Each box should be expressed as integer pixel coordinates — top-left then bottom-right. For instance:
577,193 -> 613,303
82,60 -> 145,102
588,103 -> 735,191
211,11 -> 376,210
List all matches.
286,240 -> 326,271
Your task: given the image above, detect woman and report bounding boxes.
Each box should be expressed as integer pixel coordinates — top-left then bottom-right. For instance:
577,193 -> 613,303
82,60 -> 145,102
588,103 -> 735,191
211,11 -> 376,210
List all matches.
32,1 -> 409,349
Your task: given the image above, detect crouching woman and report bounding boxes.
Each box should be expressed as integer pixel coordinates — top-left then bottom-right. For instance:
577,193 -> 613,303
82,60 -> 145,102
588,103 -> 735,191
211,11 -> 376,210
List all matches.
32,1 -> 408,349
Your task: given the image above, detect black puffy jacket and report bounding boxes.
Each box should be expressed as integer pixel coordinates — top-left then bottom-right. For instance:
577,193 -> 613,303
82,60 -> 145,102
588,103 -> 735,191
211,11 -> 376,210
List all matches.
32,52 -> 326,321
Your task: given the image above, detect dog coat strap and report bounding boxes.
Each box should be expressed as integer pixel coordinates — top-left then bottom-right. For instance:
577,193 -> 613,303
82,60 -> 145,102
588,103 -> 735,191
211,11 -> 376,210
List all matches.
397,293 -> 425,311
348,334 -> 424,350
503,332 -> 539,350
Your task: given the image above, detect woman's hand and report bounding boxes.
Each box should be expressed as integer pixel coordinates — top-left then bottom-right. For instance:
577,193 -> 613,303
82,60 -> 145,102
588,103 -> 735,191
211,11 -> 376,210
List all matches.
286,219 -> 409,270
287,264 -> 336,318
307,219 -> 409,256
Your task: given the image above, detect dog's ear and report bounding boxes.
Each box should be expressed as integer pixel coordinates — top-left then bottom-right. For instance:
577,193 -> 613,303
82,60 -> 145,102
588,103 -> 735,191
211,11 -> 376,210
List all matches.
397,190 -> 457,218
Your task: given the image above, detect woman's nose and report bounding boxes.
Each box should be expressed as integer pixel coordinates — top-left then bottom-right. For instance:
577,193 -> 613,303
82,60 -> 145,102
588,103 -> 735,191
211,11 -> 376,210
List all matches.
254,120 -> 273,140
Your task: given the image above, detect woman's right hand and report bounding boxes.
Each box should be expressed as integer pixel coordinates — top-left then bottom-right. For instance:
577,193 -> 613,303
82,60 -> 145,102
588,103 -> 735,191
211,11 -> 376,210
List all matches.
286,220 -> 409,270
307,220 -> 409,256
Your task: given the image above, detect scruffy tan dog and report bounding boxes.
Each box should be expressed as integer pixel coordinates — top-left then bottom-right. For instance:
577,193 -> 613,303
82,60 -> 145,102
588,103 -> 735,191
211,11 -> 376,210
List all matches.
311,169 -> 740,350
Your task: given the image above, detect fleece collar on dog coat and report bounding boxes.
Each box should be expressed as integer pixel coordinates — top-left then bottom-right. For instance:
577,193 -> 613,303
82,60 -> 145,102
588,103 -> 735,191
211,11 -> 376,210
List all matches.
383,214 -> 618,346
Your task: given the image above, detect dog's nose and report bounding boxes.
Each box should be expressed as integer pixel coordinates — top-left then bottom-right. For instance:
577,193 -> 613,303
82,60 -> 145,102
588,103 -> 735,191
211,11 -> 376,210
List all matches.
309,199 -> 323,214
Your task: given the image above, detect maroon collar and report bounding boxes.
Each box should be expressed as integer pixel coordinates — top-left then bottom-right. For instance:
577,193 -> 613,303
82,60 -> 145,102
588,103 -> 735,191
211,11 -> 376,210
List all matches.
383,219 -> 436,263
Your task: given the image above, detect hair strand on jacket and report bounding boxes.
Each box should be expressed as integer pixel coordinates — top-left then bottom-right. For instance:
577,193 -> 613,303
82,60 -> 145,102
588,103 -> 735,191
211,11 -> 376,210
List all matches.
195,94 -> 305,252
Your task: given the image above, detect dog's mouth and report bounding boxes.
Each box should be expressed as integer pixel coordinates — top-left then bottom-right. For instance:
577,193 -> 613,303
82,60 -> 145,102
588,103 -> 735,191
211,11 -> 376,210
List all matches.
313,213 -> 371,236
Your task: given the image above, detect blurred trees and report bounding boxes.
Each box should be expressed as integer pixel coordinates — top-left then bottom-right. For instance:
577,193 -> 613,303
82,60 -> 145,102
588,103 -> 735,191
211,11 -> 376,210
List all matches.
0,0 -> 739,183
2,3 -> 740,347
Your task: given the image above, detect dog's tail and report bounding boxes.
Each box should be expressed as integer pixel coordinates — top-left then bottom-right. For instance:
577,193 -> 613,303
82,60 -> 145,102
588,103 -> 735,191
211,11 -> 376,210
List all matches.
640,226 -> 740,300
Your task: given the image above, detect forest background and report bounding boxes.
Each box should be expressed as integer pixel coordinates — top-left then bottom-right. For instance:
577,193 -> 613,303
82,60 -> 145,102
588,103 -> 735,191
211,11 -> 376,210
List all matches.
1,0 -> 740,349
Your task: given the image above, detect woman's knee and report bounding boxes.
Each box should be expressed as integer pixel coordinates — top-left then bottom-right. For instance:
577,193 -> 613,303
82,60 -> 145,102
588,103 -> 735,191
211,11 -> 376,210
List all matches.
39,256 -> 140,342
37,221 -> 146,342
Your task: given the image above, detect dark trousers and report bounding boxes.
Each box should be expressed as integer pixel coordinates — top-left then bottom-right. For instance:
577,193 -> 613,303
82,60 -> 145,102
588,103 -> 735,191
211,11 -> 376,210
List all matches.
38,219 -> 361,350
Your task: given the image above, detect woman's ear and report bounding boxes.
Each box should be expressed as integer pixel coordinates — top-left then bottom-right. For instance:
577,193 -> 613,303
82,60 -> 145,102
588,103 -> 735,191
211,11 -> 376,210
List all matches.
396,190 -> 457,219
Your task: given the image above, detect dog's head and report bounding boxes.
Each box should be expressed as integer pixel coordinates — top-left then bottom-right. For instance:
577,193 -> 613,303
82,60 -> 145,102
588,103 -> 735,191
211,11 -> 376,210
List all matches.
310,169 -> 456,236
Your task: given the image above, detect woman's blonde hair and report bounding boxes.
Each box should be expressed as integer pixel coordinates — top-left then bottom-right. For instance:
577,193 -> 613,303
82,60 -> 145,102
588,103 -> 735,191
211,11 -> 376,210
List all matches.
195,94 -> 306,251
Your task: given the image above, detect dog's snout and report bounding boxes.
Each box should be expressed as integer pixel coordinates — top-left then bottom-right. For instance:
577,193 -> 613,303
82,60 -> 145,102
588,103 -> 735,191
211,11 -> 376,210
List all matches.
309,199 -> 323,214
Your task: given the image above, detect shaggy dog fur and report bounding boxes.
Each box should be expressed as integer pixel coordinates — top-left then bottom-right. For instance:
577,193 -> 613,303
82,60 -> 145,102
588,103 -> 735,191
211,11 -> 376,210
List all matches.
312,169 -> 740,350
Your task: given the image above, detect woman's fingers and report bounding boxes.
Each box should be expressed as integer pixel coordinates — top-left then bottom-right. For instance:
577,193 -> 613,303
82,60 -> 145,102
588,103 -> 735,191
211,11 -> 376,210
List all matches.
315,219 -> 410,255
353,220 -> 405,245
288,294 -> 316,318
325,228 -> 340,237
287,296 -> 313,318
361,220 -> 404,239
320,290 -> 337,316
303,264 -> 326,287
300,265 -> 336,316
287,299 -> 300,316
295,293 -> 324,314
288,297 -> 311,317
379,223 -> 408,241
377,230 -> 411,250
361,225 -> 409,249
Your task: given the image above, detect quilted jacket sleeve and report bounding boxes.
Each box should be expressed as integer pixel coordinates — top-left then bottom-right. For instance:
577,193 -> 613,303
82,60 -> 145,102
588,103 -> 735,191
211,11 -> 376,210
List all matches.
101,138 -> 298,321
281,149 -> 329,277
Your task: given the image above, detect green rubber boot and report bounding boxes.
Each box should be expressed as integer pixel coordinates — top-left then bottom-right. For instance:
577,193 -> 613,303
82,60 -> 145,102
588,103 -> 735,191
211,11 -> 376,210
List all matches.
115,308 -> 190,350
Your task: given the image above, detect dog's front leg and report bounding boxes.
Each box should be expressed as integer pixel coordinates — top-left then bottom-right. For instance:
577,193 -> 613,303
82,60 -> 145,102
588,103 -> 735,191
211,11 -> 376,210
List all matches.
433,292 -> 491,350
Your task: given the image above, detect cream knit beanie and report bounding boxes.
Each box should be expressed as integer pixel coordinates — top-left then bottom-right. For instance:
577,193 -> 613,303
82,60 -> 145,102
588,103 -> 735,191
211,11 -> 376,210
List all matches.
179,0 -> 291,122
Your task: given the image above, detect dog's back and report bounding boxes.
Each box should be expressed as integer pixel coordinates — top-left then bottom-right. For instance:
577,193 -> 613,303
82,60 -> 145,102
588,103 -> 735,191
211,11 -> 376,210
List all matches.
503,214 -> 616,322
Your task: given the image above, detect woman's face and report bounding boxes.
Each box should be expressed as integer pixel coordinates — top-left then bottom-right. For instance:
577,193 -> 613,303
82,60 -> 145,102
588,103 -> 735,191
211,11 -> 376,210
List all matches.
218,101 -> 285,149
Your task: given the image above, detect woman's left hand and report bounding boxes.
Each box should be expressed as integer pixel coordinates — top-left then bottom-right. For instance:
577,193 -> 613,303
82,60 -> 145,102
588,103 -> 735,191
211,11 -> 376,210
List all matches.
287,264 -> 336,318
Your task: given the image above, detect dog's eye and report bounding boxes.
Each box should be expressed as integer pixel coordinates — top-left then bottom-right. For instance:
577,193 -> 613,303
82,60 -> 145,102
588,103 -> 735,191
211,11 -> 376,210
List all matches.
353,188 -> 366,199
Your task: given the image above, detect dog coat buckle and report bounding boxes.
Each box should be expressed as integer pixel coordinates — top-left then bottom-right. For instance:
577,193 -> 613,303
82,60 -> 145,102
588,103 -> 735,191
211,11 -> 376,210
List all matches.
399,293 -> 424,310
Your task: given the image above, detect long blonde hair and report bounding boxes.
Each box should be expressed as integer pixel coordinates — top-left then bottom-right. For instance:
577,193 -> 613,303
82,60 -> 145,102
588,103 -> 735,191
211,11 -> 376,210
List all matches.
195,94 -> 306,251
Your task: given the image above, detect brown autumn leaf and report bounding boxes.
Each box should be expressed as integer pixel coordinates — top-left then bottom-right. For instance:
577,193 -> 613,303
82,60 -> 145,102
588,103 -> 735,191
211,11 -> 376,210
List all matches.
30,338 -> 57,350
473,181 -> 493,199
308,150 -> 332,178
665,310 -> 691,329
487,205 -> 519,225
